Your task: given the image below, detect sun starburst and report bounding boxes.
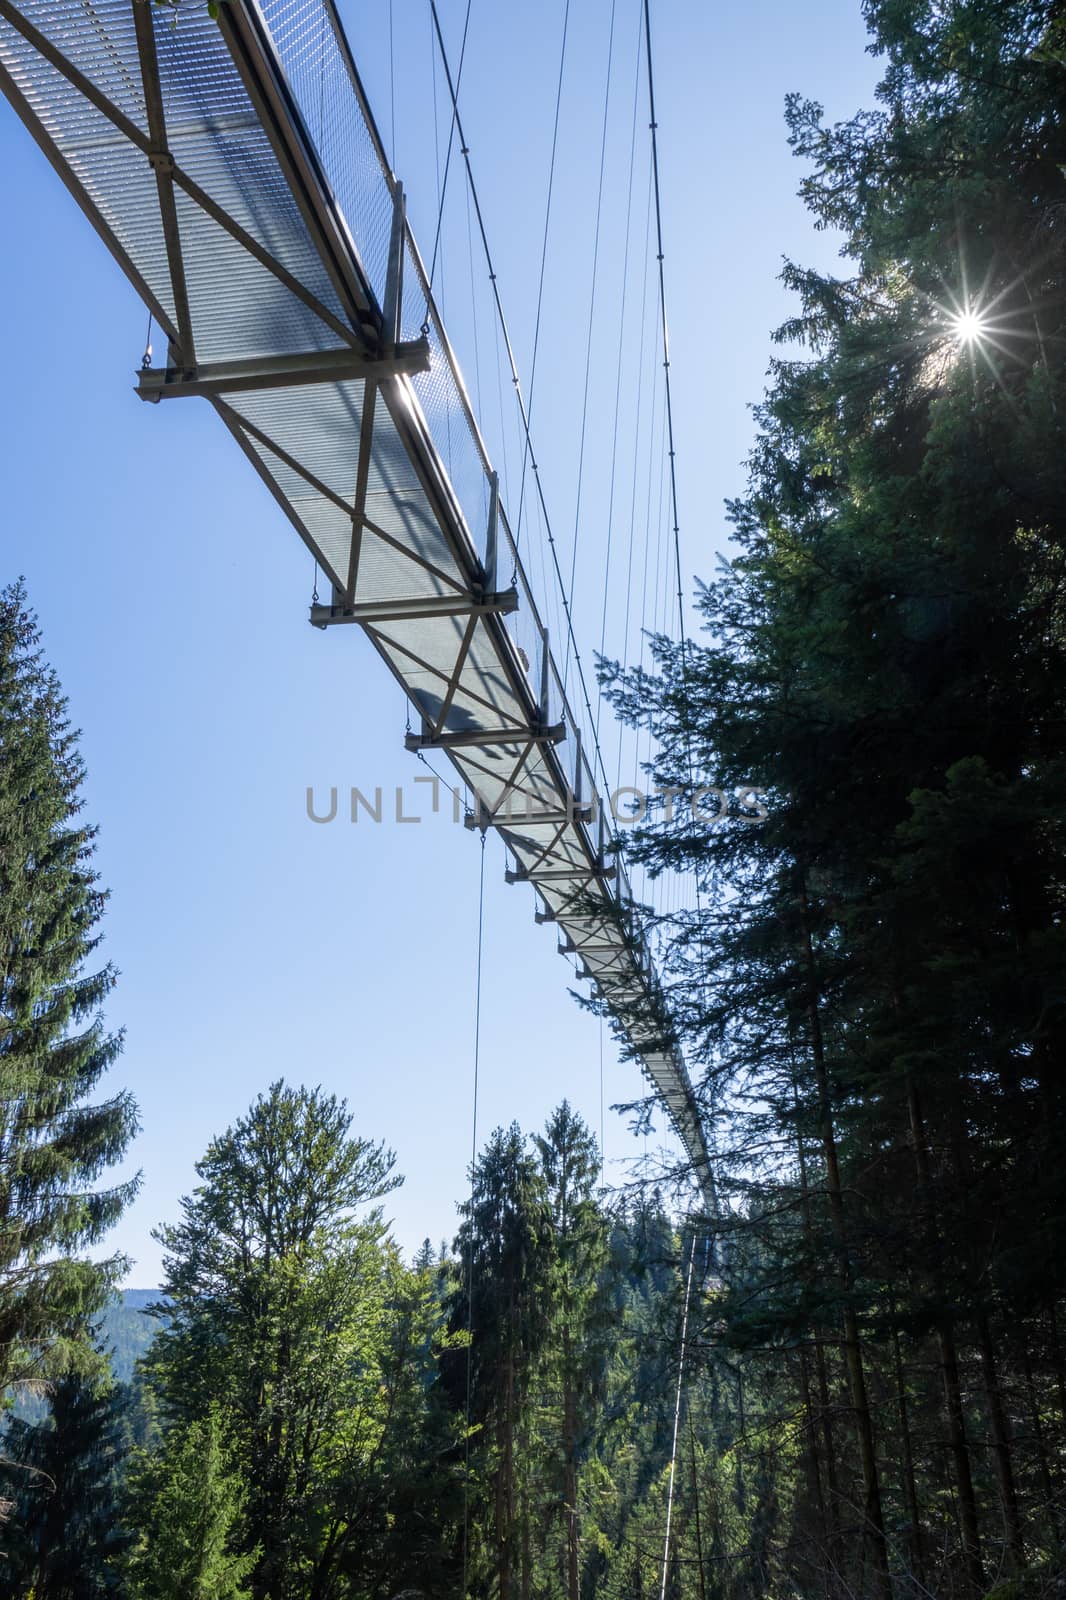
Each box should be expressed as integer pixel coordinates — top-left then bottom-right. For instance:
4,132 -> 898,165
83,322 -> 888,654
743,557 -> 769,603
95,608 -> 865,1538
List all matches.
950,306 -> 989,344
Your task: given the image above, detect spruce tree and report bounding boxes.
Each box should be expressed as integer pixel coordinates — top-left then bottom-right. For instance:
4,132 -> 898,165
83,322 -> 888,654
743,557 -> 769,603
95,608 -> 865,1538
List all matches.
124,1407 -> 256,1600
534,1102 -> 610,1600
449,1123 -> 553,1600
0,580 -> 138,1397
0,1374 -> 130,1599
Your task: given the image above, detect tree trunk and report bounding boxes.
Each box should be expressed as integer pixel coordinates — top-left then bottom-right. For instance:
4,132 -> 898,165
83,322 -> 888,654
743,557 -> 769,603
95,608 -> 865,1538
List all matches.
790,1052 -> 841,1558
905,1071 -> 985,1594
688,1416 -> 708,1600
801,888 -> 892,1600
497,1301 -> 516,1600
892,1324 -> 926,1590
563,1324 -> 580,1600
813,1342 -> 842,1552
1023,1342 -> 1059,1540
797,1345 -> 832,1597
976,1311 -> 1024,1567
521,1470 -> 533,1600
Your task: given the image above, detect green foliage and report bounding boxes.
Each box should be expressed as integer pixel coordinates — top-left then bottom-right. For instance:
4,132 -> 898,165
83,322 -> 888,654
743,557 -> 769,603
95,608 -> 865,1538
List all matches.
0,1374 -> 130,1599
533,1104 -> 611,1600
124,1406 -> 256,1600
138,1081 -> 461,1600
0,582 -> 139,1402
599,0 -> 1066,1591
448,1121 -> 554,1600
0,1097 -> 750,1600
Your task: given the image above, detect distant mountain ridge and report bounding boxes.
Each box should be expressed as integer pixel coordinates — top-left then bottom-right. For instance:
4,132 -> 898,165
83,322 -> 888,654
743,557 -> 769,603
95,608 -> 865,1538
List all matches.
3,1289 -> 161,1425
99,1288 -> 161,1385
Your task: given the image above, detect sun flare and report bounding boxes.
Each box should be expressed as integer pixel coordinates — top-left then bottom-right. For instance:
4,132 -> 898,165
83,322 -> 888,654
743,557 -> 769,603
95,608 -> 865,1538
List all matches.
951,306 -> 988,344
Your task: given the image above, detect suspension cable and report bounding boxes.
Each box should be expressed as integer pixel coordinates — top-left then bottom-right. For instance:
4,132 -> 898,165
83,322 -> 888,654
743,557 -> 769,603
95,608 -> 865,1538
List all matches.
428,5 -> 617,812
514,0 -> 571,557
426,5 -> 701,1185
615,150 -> 655,793
642,0 -> 684,652
595,5 -> 643,748
461,829 -> 488,1598
388,0 -> 396,169
562,0 -> 617,693
425,0 -> 473,311
660,1226 -> 698,1600
641,0 -> 713,1169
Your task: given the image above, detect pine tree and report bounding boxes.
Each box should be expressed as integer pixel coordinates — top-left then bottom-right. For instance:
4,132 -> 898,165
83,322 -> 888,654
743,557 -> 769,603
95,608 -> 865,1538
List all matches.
0,580 -> 139,1398
124,1406 -> 256,1600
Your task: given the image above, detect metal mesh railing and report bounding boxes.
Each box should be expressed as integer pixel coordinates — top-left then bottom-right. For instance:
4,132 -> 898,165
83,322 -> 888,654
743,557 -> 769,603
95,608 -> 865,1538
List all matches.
256,0 -> 392,302
252,0 -> 614,815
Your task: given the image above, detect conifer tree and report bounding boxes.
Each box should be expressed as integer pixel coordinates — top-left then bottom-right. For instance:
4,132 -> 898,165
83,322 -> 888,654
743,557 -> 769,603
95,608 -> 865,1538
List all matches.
450,1123 -> 553,1600
534,1102 -> 610,1600
0,580 -> 138,1398
0,1374 -> 130,1599
601,0 -> 1066,1589
124,1406 -> 256,1600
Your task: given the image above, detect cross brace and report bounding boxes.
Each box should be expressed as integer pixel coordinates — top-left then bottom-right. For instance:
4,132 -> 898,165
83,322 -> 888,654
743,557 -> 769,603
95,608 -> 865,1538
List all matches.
464,805 -> 593,831
534,906 -> 617,926
578,960 -> 635,983
311,587 -> 517,628
558,937 -> 627,955
405,722 -> 564,752
505,863 -> 610,885
136,340 -> 430,401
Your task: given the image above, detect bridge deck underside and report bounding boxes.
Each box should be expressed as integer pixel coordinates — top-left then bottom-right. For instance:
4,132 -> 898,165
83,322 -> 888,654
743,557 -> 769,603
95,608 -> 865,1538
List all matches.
0,0 -> 712,1198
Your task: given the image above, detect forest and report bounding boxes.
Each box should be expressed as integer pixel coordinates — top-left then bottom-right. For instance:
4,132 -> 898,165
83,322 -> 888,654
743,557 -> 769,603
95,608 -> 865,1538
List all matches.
3,0 -> 1066,1594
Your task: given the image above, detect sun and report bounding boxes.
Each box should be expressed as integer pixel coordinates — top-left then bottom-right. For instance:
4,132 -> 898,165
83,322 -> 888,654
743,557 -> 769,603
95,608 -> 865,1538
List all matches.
950,306 -> 988,345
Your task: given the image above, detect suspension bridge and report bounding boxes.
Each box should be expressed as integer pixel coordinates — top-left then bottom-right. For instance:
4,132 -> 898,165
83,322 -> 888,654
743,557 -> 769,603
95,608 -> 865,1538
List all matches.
0,0 -> 713,1202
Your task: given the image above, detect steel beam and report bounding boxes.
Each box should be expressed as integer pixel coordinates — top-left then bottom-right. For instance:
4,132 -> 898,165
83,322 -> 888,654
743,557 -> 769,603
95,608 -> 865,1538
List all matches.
345,380 -> 377,599
369,632 -> 521,724
465,805 -> 593,831
137,341 -> 429,401
505,864 -> 610,885
485,470 -> 499,592
0,0 -> 362,354
404,722 -> 564,752
0,53 -> 179,349
567,930 -> 625,953
430,613 -> 478,737
311,587 -> 517,627
535,908 -> 613,926
382,181 -> 405,349
168,165 -> 362,349
219,0 -> 378,334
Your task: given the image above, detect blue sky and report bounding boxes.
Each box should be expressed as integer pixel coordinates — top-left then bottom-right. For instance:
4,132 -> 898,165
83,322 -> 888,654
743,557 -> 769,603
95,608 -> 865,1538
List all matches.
0,0 -> 879,1283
